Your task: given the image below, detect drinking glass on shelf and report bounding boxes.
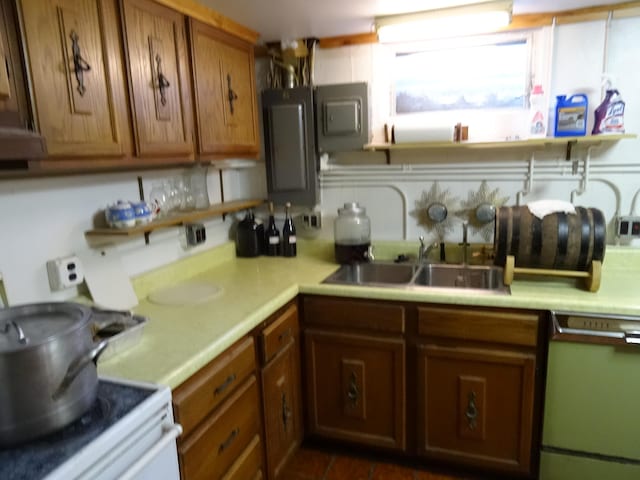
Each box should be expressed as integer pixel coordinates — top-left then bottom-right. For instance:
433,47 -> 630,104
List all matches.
190,164 -> 210,209
166,178 -> 180,212
149,181 -> 168,217
177,176 -> 195,211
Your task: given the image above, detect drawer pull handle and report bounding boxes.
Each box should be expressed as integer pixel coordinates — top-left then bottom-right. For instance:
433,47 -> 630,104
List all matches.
219,427 -> 239,454
346,371 -> 359,406
465,391 -> 478,430
278,327 -> 292,343
214,373 -> 237,395
281,392 -> 292,432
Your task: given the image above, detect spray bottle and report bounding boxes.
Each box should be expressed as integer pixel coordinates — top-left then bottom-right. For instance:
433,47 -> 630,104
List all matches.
592,75 -> 625,134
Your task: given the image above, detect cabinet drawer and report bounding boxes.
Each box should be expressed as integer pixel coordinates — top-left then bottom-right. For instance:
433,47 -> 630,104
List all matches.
221,434 -> 263,480
179,375 -> 261,480
417,306 -> 539,347
260,304 -> 298,364
173,336 -> 255,436
303,297 -> 405,334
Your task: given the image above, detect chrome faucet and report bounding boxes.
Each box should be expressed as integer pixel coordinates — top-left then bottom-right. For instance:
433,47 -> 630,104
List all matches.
418,236 -> 439,263
459,221 -> 470,265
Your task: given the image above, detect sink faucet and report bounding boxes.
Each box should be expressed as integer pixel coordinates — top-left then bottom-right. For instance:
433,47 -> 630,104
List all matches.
418,236 -> 439,263
459,221 -> 470,265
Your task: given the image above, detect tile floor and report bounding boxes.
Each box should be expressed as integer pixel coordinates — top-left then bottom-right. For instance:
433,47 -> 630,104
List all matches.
280,445 -> 475,480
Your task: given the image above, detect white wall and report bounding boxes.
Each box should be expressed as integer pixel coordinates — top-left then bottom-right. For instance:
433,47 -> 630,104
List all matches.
309,17 -> 640,248
0,165 -> 266,305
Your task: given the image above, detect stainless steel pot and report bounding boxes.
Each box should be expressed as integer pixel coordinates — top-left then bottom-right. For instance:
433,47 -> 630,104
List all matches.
0,302 -> 108,446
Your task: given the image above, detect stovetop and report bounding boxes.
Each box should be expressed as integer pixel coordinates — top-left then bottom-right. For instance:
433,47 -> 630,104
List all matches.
0,379 -> 155,480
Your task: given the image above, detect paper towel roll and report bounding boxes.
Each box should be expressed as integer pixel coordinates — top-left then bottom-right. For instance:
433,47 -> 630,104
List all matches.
394,124 -> 455,143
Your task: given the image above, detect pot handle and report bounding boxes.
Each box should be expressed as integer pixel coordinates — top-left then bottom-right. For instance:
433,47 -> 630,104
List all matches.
52,339 -> 108,400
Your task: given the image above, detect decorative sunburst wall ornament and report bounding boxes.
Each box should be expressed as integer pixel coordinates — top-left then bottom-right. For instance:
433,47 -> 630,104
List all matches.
411,182 -> 460,241
458,181 -> 510,242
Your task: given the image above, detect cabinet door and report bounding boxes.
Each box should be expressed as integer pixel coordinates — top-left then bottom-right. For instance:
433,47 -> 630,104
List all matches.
19,0 -> 129,157
261,340 -> 303,480
189,19 -> 258,157
304,329 -> 406,451
121,0 -> 193,157
417,344 -> 535,475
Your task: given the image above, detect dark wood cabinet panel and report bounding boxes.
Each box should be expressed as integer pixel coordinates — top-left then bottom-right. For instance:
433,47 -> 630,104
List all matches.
188,19 -> 258,158
18,0 -> 129,157
261,340 -> 303,479
417,344 -> 536,474
304,329 -> 406,451
121,0 -> 193,157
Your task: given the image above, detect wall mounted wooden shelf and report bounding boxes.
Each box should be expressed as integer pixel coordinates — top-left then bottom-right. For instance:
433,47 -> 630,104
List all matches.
85,198 -> 264,244
364,133 -> 636,162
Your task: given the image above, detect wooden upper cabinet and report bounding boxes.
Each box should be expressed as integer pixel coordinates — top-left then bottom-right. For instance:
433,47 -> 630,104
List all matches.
18,0 -> 129,157
121,0 -> 193,158
188,19 -> 259,158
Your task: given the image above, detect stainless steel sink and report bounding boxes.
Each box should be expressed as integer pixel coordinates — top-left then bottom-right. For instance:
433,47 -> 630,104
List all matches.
412,264 -> 505,290
323,262 -> 509,294
322,262 -> 419,286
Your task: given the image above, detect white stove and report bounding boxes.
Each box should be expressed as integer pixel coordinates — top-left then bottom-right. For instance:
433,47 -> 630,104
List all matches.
0,377 -> 182,480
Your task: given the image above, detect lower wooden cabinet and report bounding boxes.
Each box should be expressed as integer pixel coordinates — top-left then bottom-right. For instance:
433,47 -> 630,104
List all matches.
305,329 -> 406,451
303,297 -> 407,452
301,295 -> 544,478
416,306 -> 541,476
417,344 -> 536,473
258,303 -> 303,480
173,336 -> 265,480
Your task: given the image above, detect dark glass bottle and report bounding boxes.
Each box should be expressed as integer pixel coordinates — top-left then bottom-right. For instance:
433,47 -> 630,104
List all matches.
265,201 -> 280,256
282,202 -> 297,257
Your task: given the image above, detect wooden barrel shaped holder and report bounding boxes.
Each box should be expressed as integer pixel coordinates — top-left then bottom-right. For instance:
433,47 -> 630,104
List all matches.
494,206 -> 605,291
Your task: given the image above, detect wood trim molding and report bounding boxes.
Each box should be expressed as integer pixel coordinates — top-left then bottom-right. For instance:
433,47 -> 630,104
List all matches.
319,1 -> 640,48
151,0 -> 259,44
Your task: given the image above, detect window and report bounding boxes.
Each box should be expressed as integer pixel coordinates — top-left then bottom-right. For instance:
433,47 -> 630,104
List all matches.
394,35 -> 530,114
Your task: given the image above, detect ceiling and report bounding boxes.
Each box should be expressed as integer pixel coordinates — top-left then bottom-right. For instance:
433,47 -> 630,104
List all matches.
199,0 -> 628,43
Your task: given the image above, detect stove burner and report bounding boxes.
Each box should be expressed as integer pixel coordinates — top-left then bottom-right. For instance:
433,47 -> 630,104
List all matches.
0,380 -> 154,480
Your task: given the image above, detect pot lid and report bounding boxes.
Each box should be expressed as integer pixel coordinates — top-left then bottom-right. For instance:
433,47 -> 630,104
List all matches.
0,302 -> 91,353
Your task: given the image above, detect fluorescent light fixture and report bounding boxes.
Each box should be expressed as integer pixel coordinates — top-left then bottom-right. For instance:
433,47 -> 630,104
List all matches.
376,0 -> 513,43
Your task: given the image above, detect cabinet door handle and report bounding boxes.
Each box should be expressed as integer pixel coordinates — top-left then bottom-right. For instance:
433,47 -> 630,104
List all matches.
218,427 -> 239,454
227,74 -> 238,114
69,30 -> 91,96
155,54 -> 171,106
214,373 -> 236,396
281,392 -> 292,433
465,391 -> 478,430
346,371 -> 359,405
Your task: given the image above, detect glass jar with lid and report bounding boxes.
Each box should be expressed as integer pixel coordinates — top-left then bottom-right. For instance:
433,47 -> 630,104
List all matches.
334,202 -> 371,263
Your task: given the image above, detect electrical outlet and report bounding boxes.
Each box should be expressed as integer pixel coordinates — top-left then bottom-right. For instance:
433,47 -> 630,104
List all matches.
616,216 -> 640,239
46,255 -> 84,291
302,211 -> 322,229
185,223 -> 206,246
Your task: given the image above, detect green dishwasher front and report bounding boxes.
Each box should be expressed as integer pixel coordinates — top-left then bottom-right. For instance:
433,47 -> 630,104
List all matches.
541,339 -> 640,479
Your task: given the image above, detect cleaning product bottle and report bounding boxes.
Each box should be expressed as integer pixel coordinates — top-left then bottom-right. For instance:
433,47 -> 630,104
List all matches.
528,84 -> 547,138
592,76 -> 625,135
554,94 -> 588,137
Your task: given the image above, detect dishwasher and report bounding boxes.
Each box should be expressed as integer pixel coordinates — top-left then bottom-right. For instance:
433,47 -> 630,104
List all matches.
540,311 -> 640,480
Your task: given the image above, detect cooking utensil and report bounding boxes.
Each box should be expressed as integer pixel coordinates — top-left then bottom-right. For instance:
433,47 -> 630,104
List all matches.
0,302 -> 107,446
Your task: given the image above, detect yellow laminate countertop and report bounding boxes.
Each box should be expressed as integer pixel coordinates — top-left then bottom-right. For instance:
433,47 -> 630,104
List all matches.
97,240 -> 640,390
